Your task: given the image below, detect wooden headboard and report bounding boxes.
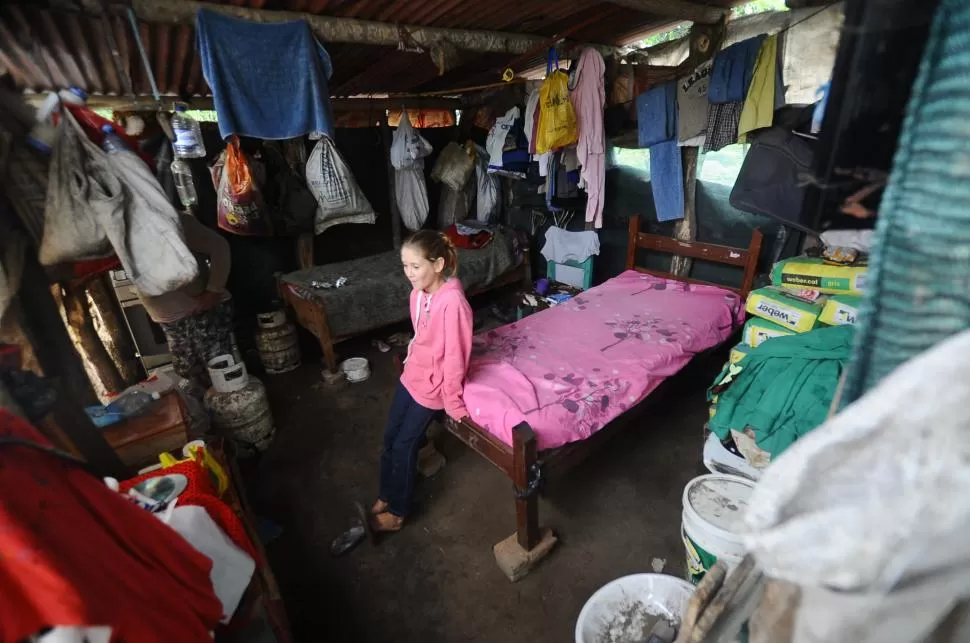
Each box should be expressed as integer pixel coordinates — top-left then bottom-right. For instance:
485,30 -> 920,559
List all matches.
625,215 -> 763,299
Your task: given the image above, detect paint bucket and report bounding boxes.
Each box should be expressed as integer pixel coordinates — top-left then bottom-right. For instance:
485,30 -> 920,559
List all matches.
340,357 -> 370,383
681,474 -> 754,584
574,573 -> 695,643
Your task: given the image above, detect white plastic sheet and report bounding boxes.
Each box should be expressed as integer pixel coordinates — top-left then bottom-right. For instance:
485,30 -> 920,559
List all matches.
745,329 -> 970,643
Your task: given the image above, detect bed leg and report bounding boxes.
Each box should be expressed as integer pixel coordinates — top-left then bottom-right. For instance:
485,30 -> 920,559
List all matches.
493,423 -> 558,582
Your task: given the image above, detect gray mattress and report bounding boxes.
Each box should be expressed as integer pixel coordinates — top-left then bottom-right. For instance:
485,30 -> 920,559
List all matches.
282,231 -> 516,338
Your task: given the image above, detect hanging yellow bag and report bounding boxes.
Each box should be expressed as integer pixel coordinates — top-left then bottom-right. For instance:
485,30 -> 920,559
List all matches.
536,49 -> 578,153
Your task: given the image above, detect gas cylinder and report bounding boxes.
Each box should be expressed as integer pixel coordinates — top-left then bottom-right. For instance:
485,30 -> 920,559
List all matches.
255,310 -> 301,374
204,355 -> 275,452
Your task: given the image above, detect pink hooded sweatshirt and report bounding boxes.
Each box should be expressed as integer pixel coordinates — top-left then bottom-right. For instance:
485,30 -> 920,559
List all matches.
401,278 -> 473,420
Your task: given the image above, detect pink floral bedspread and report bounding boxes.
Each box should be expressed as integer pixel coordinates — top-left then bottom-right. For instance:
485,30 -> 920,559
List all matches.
462,271 -> 744,450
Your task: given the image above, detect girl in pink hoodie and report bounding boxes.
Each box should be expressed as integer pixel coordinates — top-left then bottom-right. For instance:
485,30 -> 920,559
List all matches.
371,231 -> 473,533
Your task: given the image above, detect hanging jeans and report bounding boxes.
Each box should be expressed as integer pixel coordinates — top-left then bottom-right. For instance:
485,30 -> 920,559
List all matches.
379,383 -> 438,517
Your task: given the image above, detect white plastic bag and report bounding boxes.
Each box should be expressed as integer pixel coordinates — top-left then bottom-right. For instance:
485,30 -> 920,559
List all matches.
392,111 -> 431,231
745,329 -> 970,643
473,144 -> 500,223
39,109 -> 113,265
395,166 -> 429,232
431,142 -> 474,191
307,136 -> 376,234
390,110 -> 432,170
99,150 -> 200,296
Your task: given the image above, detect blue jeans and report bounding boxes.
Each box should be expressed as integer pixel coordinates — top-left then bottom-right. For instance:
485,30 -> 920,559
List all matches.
379,383 -> 437,517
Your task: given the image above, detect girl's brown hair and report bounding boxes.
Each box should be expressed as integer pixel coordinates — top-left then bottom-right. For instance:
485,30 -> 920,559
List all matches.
404,230 -> 459,277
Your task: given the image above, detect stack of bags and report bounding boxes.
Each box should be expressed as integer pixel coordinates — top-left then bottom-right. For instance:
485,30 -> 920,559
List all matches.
704,249 -> 868,478
740,253 -> 867,349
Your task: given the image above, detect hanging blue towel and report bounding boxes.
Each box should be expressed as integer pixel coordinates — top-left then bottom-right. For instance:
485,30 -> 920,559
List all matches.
708,36 -> 766,104
196,9 -> 335,140
636,82 -> 677,148
650,140 -> 684,222
636,82 -> 684,222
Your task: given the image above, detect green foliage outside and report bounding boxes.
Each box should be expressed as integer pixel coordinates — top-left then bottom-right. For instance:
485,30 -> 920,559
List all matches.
636,0 -> 788,48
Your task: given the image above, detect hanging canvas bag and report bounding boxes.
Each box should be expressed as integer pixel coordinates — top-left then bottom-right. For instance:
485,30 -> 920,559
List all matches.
391,111 -> 432,231
536,48 -> 579,153
306,135 -> 376,233
39,108 -> 114,265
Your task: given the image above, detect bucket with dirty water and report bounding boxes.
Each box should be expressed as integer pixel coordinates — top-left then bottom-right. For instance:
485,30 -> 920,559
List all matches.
681,473 -> 754,584
575,573 -> 694,643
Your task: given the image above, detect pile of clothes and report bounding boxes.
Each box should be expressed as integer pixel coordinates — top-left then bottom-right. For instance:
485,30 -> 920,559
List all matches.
705,236 -> 870,476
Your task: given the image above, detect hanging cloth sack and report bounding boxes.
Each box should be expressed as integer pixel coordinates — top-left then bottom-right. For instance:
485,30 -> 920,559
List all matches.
536,48 -> 579,154
215,136 -> 273,236
306,135 -> 376,234
98,149 -> 200,296
431,141 -> 474,192
391,110 -> 432,231
473,144 -> 500,223
38,108 -> 114,265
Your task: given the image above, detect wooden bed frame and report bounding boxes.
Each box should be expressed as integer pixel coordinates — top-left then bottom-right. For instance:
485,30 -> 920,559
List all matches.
444,216 -> 763,581
281,249 -> 532,373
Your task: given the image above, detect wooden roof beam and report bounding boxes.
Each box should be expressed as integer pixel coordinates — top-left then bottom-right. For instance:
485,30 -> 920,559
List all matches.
606,0 -> 726,25
120,0 -> 555,55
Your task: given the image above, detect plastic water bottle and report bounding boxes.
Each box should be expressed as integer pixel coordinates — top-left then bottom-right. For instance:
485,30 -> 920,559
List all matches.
100,124 -> 129,154
171,104 -> 206,158
105,389 -> 160,419
171,157 -> 198,207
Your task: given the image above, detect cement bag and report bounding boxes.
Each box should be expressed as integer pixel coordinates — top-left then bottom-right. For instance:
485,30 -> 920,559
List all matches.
390,110 -> 432,170
307,136 -> 376,234
431,142 -> 474,191
395,166 -> 429,232
772,255 -> 868,295
745,286 -> 827,333
536,49 -> 578,154
818,294 -> 862,326
474,144 -> 500,223
38,108 -> 113,265
99,150 -> 199,296
744,330 -> 970,643
742,317 -> 797,348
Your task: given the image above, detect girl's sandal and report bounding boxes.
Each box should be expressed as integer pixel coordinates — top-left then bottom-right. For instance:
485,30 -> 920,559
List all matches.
370,511 -> 405,533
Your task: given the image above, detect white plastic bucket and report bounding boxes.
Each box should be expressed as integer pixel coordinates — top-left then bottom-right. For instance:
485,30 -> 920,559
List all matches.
575,573 -> 695,643
340,357 -> 370,383
207,354 -> 248,393
681,474 -> 754,584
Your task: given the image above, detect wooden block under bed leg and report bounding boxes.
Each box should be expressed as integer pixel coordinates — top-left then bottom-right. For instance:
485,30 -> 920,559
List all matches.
493,423 -> 558,582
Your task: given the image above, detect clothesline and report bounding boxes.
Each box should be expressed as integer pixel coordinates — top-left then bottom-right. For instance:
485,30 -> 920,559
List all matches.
612,1 -> 842,110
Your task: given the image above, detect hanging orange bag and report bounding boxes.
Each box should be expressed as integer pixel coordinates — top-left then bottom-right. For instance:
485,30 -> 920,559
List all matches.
216,136 -> 273,236
536,49 -> 578,153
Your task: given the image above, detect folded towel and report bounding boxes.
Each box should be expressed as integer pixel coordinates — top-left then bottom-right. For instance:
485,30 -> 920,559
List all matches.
196,9 -> 335,140
709,36 -> 765,104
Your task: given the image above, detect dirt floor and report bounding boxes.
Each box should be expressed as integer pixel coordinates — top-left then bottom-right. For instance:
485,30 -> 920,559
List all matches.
247,331 -> 724,643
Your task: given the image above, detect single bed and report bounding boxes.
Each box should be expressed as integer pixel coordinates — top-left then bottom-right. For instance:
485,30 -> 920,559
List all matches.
280,230 -> 531,372
445,216 -> 762,581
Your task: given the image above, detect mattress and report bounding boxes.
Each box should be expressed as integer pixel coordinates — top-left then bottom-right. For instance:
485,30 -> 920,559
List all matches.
462,271 -> 744,450
281,231 -> 516,338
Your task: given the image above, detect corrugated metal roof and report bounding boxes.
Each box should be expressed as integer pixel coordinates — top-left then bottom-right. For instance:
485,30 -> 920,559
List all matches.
0,0 -> 737,98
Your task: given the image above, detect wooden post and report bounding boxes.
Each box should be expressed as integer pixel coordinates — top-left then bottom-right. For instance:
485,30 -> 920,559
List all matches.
16,253 -> 127,479
87,275 -> 144,387
380,110 -> 403,249
512,423 -> 540,551
61,280 -> 125,396
671,146 -> 699,277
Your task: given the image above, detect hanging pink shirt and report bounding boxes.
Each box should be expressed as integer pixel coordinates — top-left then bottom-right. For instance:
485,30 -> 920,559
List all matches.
570,48 -> 606,229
